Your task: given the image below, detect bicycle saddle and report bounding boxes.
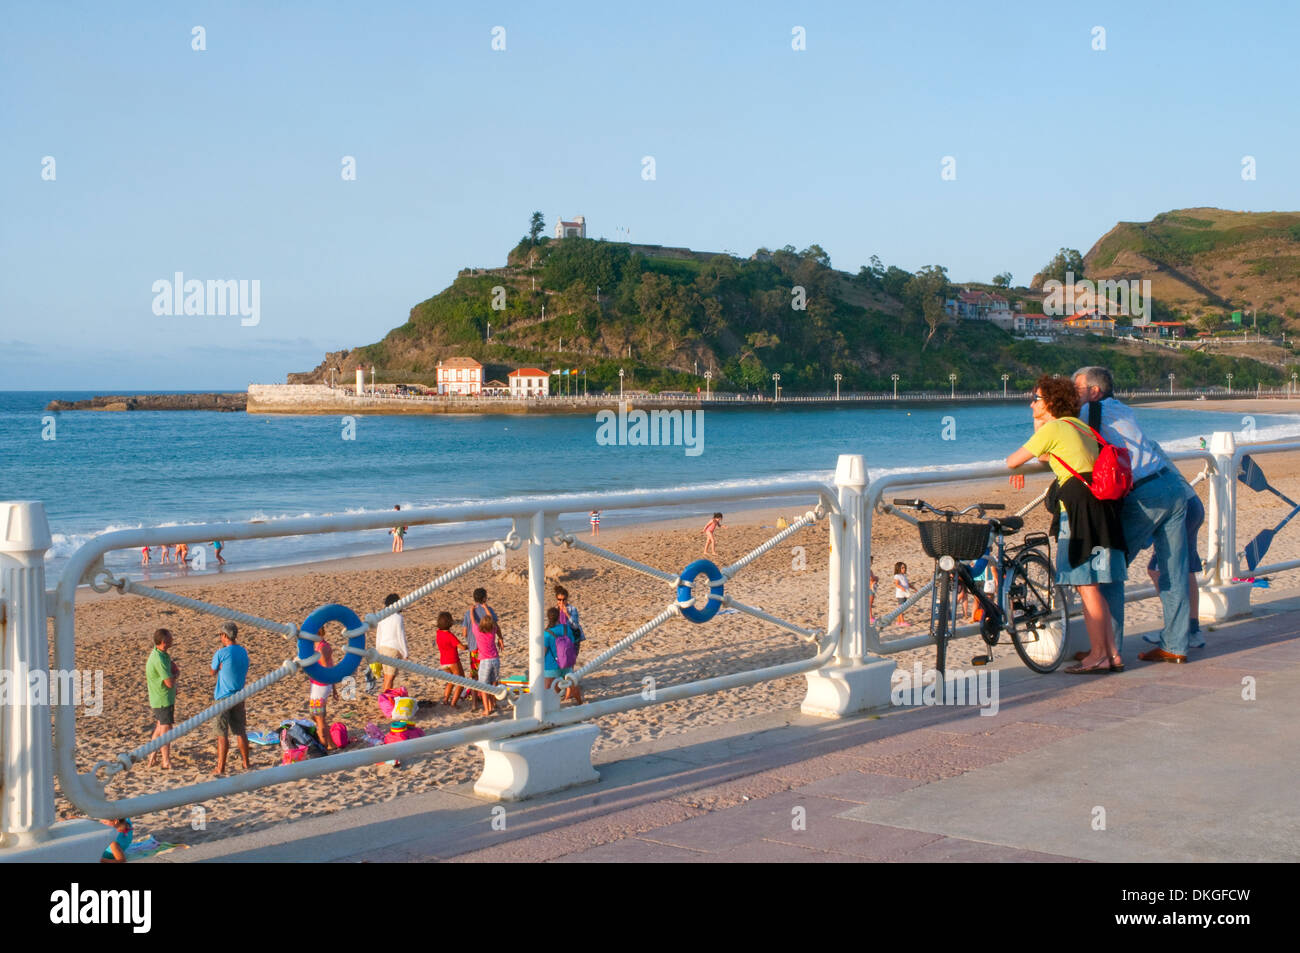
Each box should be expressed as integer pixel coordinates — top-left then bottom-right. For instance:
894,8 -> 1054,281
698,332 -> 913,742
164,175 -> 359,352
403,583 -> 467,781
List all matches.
990,516 -> 1024,535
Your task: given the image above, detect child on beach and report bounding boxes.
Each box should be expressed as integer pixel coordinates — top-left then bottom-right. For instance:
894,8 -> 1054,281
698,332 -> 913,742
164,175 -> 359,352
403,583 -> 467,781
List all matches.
391,504 -> 407,553
99,818 -> 133,863
160,544 -> 171,565
590,510 -> 600,537
702,513 -> 724,555
308,629 -> 339,749
435,611 -> 468,708
893,562 -> 915,626
543,607 -> 583,704
474,616 -> 502,715
212,540 -> 226,565
140,546 -> 150,566
869,557 -> 878,625
175,542 -> 188,566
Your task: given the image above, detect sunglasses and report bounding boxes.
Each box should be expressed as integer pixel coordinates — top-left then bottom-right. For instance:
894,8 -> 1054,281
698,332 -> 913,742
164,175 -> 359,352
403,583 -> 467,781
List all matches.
1031,394 -> 1044,402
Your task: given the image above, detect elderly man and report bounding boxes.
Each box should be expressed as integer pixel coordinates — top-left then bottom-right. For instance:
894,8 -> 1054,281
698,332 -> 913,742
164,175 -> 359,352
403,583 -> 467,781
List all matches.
1073,366 -> 1190,662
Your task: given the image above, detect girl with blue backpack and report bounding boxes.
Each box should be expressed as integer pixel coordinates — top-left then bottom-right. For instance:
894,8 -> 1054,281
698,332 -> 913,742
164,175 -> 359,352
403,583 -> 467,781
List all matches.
543,607 -> 584,705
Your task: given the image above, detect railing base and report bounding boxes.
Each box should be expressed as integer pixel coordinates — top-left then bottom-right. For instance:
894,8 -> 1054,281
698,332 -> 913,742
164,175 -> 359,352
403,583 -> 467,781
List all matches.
0,819 -> 112,863
1199,583 -> 1253,623
473,724 -> 600,802
800,658 -> 896,718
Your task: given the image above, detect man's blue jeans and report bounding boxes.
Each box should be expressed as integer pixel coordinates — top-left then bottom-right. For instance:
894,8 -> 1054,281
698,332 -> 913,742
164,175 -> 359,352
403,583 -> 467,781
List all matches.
1098,469 -> 1190,655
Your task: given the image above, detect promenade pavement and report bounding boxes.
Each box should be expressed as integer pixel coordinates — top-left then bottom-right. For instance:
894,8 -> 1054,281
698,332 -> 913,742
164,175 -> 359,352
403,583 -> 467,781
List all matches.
157,588 -> 1300,863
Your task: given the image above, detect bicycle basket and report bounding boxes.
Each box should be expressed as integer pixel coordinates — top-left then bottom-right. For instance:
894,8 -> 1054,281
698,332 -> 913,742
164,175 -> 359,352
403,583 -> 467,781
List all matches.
918,520 -> 990,560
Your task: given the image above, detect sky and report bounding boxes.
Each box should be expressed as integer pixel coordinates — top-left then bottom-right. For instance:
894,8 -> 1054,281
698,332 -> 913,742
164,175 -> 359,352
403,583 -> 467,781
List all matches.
2,0 -> 1298,389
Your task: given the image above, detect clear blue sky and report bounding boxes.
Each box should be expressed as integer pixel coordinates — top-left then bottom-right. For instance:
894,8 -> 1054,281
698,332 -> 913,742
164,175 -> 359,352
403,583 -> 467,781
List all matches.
3,0 -> 1296,389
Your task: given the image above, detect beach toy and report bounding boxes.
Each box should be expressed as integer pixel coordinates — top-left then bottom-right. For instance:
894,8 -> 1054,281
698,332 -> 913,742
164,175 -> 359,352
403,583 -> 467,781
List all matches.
391,696 -> 416,721
500,675 -> 530,694
297,603 -> 365,684
377,686 -> 408,718
676,559 -> 725,623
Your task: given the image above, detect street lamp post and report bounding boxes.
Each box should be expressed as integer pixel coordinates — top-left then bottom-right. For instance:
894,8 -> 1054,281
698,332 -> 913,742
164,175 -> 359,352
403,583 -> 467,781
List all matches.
704,370 -> 712,400
1168,372 -> 1175,395
1226,373 -> 1234,393
891,373 -> 900,399
1001,373 -> 1009,397
1292,372 -> 1298,397
370,366 -> 375,395
619,368 -> 624,400
486,321 -> 491,341
949,373 -> 957,398
772,373 -> 781,401
834,373 -> 842,400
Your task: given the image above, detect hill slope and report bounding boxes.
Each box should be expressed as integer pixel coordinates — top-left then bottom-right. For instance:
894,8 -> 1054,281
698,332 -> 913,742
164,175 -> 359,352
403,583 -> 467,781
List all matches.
292,231 -> 1291,393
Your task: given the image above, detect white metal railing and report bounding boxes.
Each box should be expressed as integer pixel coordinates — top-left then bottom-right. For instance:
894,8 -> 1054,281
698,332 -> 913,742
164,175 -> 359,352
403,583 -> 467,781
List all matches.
1,430 -> 1295,851
31,479 -> 839,821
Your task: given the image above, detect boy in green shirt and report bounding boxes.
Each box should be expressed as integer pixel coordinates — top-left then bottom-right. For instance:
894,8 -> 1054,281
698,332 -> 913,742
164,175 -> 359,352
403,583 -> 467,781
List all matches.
146,628 -> 178,769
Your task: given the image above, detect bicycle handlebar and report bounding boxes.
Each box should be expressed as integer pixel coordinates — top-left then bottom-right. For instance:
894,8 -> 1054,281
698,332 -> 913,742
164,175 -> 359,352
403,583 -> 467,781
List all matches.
890,499 -> 1005,516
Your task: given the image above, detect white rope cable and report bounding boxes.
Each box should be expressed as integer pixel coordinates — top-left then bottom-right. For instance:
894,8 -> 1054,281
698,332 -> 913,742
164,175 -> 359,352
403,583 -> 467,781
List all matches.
98,657 -> 306,779
721,597 -> 822,642
1014,488 -> 1050,518
722,508 -> 821,578
113,577 -> 300,638
367,539 -> 513,625
556,534 -> 679,583
560,603 -> 682,687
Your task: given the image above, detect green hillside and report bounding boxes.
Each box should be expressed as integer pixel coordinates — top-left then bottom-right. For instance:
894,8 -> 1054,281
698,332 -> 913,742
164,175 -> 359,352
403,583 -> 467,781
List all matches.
292,229 -> 1290,393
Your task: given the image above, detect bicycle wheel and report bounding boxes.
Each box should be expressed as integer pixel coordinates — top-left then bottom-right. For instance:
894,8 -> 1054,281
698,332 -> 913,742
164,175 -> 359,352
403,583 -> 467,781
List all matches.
931,570 -> 953,677
1005,550 -> 1069,673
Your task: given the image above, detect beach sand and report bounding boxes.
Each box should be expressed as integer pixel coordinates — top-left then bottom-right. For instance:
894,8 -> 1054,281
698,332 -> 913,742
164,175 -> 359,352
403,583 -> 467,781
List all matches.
54,451 -> 1300,848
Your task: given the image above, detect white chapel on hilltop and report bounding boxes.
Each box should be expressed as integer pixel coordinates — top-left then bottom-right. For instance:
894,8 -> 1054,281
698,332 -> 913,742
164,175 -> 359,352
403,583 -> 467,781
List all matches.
554,215 -> 586,239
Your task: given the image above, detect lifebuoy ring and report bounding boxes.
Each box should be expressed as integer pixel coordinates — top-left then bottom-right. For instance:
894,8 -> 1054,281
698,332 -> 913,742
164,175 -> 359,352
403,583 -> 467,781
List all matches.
298,603 -> 365,684
677,559 -> 725,623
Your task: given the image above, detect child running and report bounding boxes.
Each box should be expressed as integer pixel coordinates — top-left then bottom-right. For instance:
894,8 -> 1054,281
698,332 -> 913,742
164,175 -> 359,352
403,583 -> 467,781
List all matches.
893,561 -> 915,626
212,540 -> 226,565
702,512 -> 724,555
435,611 -> 468,708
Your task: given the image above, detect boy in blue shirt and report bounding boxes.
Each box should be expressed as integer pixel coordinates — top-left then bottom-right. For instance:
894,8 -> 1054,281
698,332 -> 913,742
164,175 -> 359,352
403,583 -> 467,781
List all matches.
210,622 -> 251,774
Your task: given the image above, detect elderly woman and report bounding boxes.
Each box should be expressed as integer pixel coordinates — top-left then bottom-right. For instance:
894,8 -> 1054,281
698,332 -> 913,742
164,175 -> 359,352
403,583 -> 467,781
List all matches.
1006,375 -> 1127,674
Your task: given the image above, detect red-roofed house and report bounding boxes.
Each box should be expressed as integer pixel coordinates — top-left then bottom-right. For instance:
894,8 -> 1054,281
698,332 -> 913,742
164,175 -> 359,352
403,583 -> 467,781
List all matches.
509,367 -> 550,398
554,216 -> 586,239
436,357 -> 483,396
1063,309 -> 1117,334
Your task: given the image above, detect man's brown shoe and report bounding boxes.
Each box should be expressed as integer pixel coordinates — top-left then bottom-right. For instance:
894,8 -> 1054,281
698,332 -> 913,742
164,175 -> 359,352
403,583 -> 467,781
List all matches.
1138,648 -> 1186,663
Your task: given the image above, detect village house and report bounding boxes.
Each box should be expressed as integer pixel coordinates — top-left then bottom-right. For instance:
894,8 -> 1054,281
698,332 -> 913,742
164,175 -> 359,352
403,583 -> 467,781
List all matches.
554,216 -> 586,239
1063,308 -> 1117,335
436,357 -> 483,396
1013,313 -> 1060,336
508,367 -> 550,398
945,289 -> 1011,322
481,379 -> 509,396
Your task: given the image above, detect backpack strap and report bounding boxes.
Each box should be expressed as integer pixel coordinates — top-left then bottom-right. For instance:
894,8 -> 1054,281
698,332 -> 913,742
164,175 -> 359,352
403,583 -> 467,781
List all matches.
1062,417 -> 1109,449
1048,452 -> 1090,485
1088,400 -> 1102,432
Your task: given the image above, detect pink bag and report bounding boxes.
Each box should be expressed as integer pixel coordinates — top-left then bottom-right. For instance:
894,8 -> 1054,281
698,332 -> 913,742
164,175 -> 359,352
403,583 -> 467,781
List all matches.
383,724 -> 423,744
329,722 -> 349,749
281,746 -> 308,765
377,687 -> 408,719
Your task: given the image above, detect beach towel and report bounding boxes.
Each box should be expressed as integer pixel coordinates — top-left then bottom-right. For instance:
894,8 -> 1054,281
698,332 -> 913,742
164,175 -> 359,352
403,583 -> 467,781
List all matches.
124,836 -> 187,859
247,730 -> 281,746
500,675 -> 530,694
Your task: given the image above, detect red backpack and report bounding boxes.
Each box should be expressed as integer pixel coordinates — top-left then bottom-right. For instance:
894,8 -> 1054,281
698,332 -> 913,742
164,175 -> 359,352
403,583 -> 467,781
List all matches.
1050,418 -> 1133,501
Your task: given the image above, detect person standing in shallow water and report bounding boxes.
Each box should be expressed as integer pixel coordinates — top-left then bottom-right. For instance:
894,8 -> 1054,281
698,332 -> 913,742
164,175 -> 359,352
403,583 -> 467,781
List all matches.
702,513 -> 724,555
391,504 -> 407,553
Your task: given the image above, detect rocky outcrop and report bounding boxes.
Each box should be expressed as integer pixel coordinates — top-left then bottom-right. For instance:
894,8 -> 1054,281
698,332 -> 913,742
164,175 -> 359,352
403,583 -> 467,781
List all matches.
45,393 -> 246,412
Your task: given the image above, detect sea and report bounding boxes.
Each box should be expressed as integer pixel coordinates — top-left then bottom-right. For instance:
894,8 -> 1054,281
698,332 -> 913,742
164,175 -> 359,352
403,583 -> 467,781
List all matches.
2,391 -> 1296,587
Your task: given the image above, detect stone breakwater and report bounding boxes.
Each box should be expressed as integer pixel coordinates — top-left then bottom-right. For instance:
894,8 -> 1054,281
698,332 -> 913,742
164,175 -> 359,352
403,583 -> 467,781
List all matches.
45,393 -> 247,412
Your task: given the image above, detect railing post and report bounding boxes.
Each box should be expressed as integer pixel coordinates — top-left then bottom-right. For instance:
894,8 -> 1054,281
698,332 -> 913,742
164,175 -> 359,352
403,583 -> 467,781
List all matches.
1202,432 -> 1252,621
801,455 -> 894,717
0,501 -> 109,861
474,508 -> 598,800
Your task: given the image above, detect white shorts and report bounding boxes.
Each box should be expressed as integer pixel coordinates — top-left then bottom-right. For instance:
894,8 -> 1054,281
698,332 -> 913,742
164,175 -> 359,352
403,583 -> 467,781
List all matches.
309,683 -> 330,702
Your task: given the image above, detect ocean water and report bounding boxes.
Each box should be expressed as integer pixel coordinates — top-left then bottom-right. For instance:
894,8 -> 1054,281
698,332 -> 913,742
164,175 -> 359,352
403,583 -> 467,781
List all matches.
2,391 -> 1295,586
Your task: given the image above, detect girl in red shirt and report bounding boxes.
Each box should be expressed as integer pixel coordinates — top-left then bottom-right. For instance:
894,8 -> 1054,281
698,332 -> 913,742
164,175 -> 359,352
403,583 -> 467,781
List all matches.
435,611 -> 468,707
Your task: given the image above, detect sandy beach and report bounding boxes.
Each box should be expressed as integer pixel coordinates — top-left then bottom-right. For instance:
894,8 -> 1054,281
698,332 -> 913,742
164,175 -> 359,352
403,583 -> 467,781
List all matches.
55,450 -> 1300,848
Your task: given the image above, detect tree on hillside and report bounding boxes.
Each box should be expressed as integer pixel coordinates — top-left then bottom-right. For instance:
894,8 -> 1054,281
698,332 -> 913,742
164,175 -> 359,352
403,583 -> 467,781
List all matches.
905,265 -> 951,350
528,211 -> 545,244
992,271 -> 1013,288
1038,248 -> 1085,285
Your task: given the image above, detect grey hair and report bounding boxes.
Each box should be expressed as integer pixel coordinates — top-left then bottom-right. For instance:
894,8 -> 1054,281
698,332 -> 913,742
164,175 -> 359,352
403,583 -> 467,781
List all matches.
1073,366 -> 1114,396
221,621 -> 238,640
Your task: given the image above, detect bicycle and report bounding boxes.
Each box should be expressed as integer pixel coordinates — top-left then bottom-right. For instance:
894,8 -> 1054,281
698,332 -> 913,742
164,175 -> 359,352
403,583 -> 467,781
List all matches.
890,498 -> 1070,677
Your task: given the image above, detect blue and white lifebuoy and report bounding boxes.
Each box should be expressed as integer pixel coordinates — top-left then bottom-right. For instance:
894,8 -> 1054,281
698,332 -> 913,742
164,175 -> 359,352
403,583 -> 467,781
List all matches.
677,559 -> 725,623
297,603 -> 364,684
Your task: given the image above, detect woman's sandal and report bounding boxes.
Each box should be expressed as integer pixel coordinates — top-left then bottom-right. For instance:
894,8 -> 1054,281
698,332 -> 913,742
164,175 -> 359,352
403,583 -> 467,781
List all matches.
1063,660 -> 1113,675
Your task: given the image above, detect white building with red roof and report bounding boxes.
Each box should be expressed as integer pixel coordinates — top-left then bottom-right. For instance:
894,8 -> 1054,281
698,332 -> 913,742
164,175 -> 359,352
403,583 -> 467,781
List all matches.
436,356 -> 483,395
554,216 -> 586,239
508,367 -> 550,398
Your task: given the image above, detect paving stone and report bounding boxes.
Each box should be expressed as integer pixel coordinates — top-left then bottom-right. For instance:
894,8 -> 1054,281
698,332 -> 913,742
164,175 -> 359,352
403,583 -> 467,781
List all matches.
705,838 -> 861,863
767,816 -> 944,859
552,838 -> 706,863
644,792 -> 846,851
889,836 -> 1084,863
792,771 -> 924,803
